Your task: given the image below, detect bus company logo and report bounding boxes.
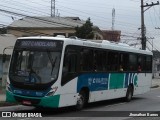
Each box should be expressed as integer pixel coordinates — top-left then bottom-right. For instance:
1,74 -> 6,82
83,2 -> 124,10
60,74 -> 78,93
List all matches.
88,78 -> 92,86
88,78 -> 108,86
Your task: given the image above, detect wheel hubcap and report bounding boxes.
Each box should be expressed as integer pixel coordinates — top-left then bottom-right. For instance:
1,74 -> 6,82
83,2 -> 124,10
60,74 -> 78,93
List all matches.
77,95 -> 84,107
128,91 -> 132,99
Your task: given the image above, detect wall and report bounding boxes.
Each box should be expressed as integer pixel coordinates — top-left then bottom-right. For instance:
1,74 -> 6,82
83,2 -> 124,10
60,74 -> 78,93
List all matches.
0,55 -> 11,87
8,28 -> 103,40
8,28 -> 76,37
153,58 -> 160,78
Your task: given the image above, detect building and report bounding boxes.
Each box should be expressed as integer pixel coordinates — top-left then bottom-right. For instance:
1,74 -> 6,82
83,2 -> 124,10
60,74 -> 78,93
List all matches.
102,30 -> 121,42
7,17 -> 103,39
153,50 -> 160,78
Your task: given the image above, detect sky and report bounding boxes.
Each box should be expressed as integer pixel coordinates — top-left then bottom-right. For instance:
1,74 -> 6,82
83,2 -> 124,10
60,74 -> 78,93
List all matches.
0,0 -> 160,51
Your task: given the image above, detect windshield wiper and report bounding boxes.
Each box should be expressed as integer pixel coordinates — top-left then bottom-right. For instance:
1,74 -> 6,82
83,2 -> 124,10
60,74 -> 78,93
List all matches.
51,57 -> 57,75
17,52 -> 23,70
47,51 -> 57,75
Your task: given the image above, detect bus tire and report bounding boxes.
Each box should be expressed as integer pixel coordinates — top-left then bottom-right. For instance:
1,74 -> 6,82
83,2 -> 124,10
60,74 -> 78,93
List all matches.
125,86 -> 133,102
76,90 -> 87,110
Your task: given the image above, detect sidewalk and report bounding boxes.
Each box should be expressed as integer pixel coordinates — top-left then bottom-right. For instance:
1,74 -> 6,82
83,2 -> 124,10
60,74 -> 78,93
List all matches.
151,77 -> 160,88
0,89 -> 5,102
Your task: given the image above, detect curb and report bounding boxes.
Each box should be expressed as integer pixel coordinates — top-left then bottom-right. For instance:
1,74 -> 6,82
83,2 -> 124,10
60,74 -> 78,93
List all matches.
151,85 -> 159,88
0,105 -> 23,109
0,101 -> 19,107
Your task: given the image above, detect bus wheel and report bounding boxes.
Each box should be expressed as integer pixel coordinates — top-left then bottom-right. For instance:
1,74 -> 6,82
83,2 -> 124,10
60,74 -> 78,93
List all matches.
76,91 -> 86,110
125,86 -> 133,102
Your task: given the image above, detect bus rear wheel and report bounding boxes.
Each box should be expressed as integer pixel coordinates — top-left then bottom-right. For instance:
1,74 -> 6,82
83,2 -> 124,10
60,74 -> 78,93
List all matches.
125,86 -> 133,102
76,91 -> 87,110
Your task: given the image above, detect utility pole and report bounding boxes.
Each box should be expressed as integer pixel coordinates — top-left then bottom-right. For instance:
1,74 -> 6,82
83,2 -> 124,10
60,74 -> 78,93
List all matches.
141,0 -> 159,50
51,0 -> 55,17
141,0 -> 145,50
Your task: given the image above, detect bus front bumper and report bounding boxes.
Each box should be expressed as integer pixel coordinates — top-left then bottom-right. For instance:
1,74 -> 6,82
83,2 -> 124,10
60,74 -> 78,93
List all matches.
6,90 -> 60,108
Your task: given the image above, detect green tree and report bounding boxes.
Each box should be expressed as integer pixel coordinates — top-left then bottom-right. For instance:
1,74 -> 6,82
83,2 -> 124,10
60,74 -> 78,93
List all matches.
0,27 -> 7,34
75,18 -> 94,39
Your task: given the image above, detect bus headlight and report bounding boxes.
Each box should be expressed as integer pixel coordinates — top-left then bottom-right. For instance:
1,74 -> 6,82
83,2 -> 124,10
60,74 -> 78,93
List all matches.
46,86 -> 58,96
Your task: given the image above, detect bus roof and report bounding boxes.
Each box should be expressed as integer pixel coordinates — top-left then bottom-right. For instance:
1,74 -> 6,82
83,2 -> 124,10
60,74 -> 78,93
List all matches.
17,36 -> 153,55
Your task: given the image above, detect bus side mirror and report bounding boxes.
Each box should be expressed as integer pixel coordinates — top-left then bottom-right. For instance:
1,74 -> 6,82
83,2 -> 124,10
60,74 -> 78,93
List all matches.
2,54 -> 6,63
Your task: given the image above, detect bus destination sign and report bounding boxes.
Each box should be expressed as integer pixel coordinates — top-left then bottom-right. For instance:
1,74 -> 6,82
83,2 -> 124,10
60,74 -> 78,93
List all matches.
15,39 -> 63,49
21,41 -> 56,47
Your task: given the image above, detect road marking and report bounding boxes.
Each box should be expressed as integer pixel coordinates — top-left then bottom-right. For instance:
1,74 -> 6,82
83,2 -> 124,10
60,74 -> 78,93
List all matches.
105,102 -> 127,108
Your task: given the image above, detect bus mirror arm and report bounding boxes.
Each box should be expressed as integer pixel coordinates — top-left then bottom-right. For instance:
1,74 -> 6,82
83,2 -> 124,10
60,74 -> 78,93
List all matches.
2,54 -> 6,63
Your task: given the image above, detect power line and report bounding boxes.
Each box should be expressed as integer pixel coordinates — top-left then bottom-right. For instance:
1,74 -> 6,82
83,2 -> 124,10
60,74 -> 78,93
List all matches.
22,0 -> 139,29
56,0 -> 139,10
0,8 -> 78,27
2,2 -> 136,30
153,6 -> 158,26
1,0 -> 50,16
0,8 -> 140,39
0,0 -> 154,40
1,0 -> 142,32
0,4 -> 46,16
56,4 -> 139,27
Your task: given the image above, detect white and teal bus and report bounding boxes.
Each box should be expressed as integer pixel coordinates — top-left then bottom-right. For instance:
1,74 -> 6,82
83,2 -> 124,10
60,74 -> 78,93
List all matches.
6,36 -> 152,110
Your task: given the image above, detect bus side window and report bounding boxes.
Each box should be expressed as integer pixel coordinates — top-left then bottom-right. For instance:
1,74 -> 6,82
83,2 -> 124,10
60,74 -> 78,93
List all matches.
146,56 -> 152,72
108,51 -> 119,71
62,50 -> 77,86
129,54 -> 137,71
94,50 -> 105,71
119,53 -> 129,71
138,55 -> 145,72
63,53 -> 77,75
68,54 -> 77,73
80,49 -> 94,72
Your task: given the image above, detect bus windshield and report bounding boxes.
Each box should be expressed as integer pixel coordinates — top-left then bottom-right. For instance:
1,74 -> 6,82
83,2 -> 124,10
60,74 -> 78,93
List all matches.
9,39 -> 63,90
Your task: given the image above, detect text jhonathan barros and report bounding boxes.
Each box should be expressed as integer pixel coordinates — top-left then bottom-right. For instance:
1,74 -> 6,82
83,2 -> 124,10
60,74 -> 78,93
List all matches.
129,113 -> 158,117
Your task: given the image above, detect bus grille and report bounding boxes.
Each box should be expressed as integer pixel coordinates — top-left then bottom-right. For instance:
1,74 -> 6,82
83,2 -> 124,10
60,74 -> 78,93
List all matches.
14,96 -> 41,105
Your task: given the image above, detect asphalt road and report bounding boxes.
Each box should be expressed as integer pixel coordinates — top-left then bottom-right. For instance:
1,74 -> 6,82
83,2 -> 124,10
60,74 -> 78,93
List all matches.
0,88 -> 160,120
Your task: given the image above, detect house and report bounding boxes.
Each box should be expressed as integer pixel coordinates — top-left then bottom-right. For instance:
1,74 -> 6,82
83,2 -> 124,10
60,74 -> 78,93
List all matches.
0,34 -> 17,87
7,16 -> 103,39
153,50 -> 160,78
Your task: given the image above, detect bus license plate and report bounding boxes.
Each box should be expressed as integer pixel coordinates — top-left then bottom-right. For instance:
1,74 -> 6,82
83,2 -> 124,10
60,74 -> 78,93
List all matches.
22,100 -> 31,105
